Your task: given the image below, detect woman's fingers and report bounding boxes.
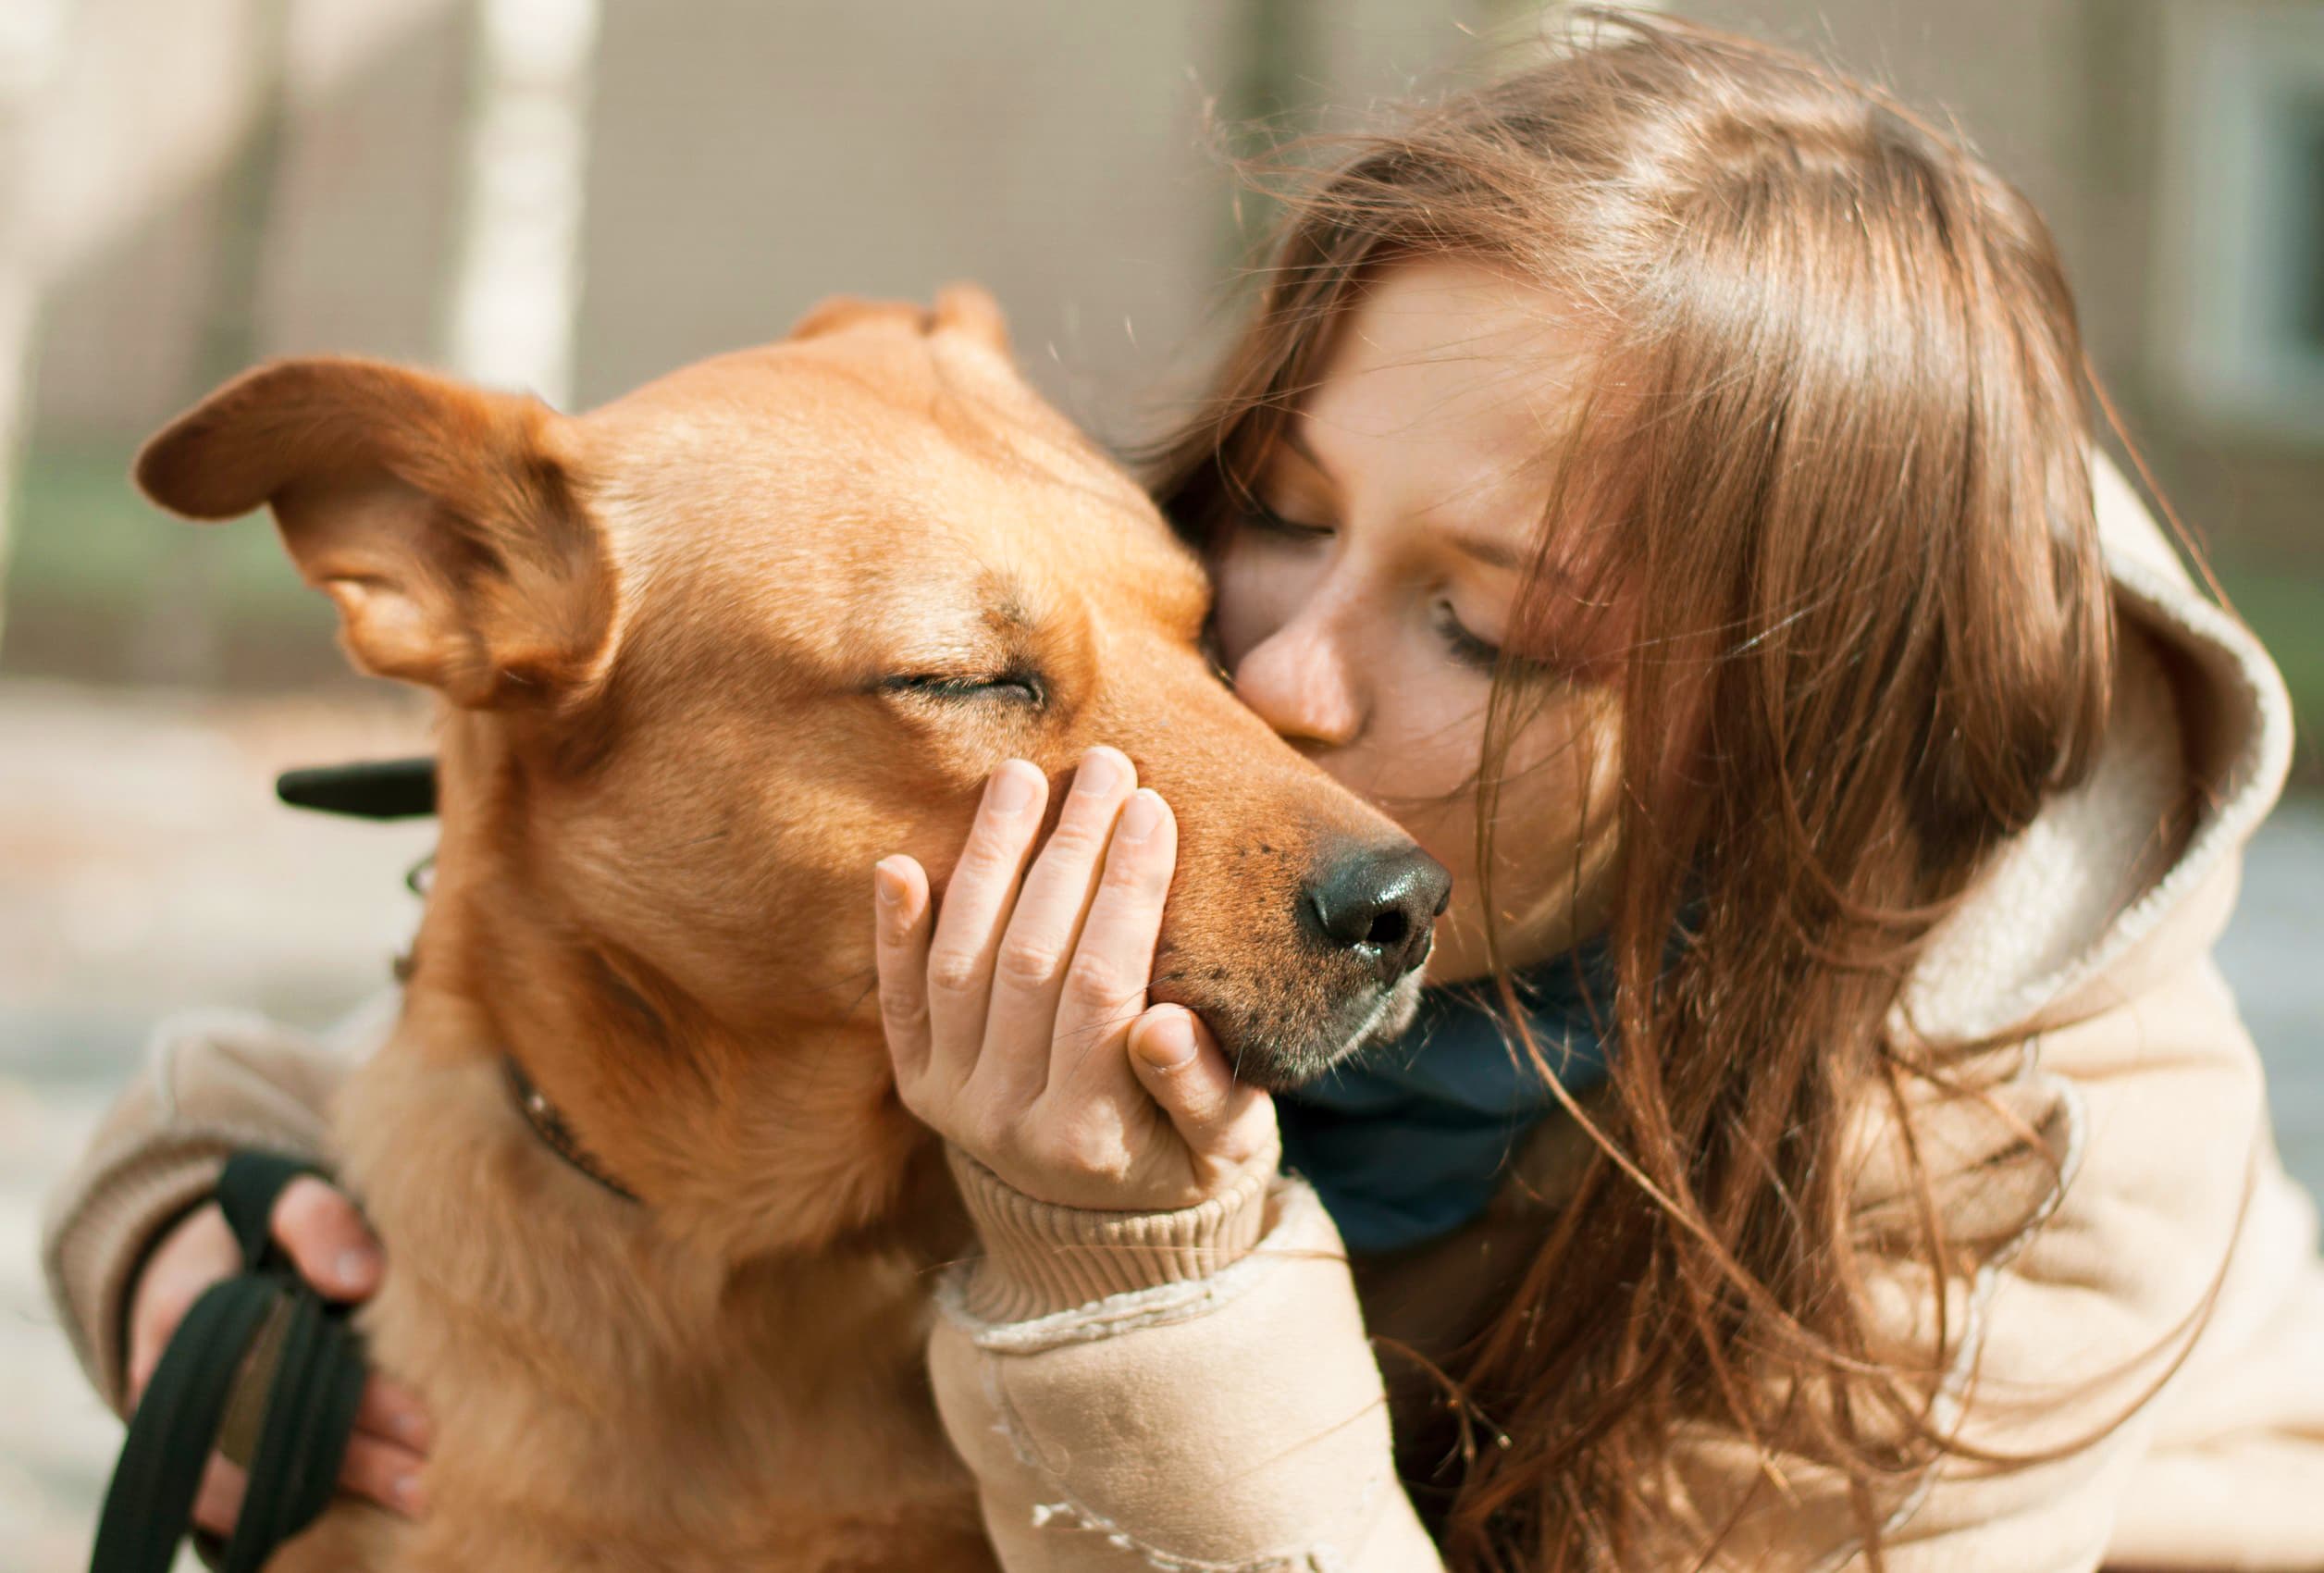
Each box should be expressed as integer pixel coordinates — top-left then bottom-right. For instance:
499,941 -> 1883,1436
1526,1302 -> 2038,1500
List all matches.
918,761 -> 1050,1086
1047,788 -> 1177,1096
131,1180 -> 378,1401
191,1454 -> 245,1539
128,1203 -> 239,1400
354,1375 -> 435,1455
1129,1005 -> 1276,1174
976,748 -> 1138,1105
193,1431 -> 429,1536
879,763 -> 1272,1213
142,1180 -> 430,1541
340,1431 -> 428,1517
270,1176 -> 383,1300
872,854 -> 935,1086
184,1376 -> 431,1539
134,1180 -> 379,1398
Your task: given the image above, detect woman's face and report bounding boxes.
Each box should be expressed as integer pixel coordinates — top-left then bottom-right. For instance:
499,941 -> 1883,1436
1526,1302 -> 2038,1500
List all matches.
1208,260 -> 1625,984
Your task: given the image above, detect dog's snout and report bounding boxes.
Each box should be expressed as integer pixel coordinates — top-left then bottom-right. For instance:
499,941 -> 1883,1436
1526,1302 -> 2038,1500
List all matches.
1302,842 -> 1452,985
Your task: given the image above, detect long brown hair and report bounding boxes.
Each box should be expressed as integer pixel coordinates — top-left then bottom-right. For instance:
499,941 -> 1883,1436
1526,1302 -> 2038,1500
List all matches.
1148,11 -> 2117,1568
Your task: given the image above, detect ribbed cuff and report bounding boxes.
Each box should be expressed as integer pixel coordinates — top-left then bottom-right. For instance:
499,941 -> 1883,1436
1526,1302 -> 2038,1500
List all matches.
946,1145 -> 1279,1323
46,1138 -> 238,1413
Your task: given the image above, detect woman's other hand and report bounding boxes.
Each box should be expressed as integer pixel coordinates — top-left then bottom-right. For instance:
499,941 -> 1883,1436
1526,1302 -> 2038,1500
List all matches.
127,1178 -> 432,1531
875,748 -> 1278,1212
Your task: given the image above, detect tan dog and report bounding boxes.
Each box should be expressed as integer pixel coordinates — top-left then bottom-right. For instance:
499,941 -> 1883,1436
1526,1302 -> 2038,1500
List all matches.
132,288 -> 1447,1570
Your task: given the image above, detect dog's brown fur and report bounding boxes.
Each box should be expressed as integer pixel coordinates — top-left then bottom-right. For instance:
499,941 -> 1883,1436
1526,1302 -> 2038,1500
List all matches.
134,289 -> 1431,1570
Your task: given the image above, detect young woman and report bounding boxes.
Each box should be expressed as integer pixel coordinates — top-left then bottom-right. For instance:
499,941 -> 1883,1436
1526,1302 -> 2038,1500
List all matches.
45,14 -> 2324,1570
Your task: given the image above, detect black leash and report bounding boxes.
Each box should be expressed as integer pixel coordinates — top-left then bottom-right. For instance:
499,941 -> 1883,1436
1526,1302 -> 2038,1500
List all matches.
86,762 -> 428,1569
90,1151 -> 370,1573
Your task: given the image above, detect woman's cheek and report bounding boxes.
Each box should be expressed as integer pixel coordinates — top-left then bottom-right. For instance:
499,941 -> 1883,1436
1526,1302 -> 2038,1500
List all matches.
1418,686 -> 1624,977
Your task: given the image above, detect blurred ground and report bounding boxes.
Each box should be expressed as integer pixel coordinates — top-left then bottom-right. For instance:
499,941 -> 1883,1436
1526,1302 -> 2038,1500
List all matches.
2,678 -> 2318,1567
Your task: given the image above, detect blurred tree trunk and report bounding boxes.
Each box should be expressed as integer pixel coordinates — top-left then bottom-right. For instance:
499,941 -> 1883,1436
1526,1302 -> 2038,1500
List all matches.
132,0 -> 296,687
0,0 -> 75,663
448,0 -> 600,408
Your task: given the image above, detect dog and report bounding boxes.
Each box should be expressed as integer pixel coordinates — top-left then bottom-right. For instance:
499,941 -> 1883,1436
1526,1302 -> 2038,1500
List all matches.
130,286 -> 1448,1570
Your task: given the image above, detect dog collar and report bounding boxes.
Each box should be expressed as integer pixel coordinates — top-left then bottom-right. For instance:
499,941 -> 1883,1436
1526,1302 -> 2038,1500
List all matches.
502,1058 -> 640,1204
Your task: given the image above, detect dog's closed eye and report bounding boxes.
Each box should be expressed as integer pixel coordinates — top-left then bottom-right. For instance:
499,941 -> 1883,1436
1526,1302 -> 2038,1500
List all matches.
879,671 -> 1046,707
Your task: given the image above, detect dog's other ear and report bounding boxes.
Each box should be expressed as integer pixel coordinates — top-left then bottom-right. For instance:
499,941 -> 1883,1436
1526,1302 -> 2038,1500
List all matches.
931,283 -> 1010,357
135,357 -> 614,710
787,285 -> 1012,359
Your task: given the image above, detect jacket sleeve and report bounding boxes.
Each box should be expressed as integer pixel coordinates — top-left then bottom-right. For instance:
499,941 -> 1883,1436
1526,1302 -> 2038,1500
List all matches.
40,1004 -> 377,1413
926,1146 -> 1447,1572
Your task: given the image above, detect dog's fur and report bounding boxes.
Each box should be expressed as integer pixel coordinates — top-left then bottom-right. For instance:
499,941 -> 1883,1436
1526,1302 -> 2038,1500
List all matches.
135,290 -> 1432,1570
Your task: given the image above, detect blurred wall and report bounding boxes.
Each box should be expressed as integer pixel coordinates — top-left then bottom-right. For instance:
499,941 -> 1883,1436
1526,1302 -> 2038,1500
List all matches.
33,0 -> 468,435
7,0 -> 2322,687
27,0 -> 1531,447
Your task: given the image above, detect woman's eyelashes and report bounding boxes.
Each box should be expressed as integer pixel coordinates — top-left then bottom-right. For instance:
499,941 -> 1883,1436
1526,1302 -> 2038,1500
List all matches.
1431,600 -> 1507,675
1241,497 -> 1333,542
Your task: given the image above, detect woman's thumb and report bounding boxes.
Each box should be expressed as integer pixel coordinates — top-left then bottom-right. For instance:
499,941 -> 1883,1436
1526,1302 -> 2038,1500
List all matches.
1127,1005 -> 1273,1169
271,1176 -> 384,1299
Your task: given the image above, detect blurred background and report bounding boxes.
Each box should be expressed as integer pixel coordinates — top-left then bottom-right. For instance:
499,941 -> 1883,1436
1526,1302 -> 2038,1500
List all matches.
2,1 -> 2318,1564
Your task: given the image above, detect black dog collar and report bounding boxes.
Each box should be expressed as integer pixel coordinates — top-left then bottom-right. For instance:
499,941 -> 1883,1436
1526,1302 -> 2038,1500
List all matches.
276,767 -> 632,1203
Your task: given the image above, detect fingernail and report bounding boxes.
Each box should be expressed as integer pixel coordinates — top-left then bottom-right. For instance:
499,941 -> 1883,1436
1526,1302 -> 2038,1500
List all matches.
335,1246 -> 380,1290
988,762 -> 1038,815
1117,789 -> 1165,844
1134,1009 -> 1199,1070
872,859 -> 906,906
1073,748 -> 1124,798
391,1472 -> 426,1514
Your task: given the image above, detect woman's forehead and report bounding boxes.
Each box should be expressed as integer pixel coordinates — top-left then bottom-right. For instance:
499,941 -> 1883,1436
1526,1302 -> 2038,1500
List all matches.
1280,260 -> 1594,544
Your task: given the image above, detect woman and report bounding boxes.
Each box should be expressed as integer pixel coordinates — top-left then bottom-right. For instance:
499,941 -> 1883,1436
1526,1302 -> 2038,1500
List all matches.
45,14 -> 2324,1569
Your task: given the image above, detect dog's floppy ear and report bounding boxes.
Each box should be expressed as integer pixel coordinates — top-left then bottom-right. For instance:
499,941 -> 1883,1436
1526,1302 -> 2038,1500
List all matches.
136,357 -> 614,710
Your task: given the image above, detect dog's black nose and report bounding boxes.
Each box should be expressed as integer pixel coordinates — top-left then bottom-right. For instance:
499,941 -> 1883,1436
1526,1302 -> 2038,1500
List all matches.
1303,842 -> 1452,985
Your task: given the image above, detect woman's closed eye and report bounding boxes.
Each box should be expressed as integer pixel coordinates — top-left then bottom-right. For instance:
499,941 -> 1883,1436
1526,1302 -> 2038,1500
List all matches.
1238,497 -> 1528,677
1431,600 -> 1507,675
1241,498 -> 1334,543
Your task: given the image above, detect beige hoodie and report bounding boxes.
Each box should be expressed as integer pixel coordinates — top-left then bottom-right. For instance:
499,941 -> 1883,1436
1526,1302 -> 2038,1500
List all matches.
43,461 -> 2323,1572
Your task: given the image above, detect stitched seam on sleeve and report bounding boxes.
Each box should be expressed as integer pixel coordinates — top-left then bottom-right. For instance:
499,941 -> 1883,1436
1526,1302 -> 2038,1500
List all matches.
975,1346 -> 1367,1573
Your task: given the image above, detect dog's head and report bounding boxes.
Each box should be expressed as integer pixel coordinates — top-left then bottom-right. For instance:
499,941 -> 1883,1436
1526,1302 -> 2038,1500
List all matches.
136,289 -> 1447,1253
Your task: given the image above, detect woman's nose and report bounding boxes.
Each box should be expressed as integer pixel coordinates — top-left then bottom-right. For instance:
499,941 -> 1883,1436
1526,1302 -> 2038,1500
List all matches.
1231,611 -> 1365,748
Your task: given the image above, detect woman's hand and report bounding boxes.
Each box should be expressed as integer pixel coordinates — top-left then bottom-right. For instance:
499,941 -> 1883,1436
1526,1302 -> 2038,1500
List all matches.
875,748 -> 1278,1212
128,1178 -> 432,1531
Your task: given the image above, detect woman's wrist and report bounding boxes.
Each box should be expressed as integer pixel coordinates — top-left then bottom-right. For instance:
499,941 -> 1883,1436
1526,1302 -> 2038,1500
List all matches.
945,1140 -> 1279,1322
